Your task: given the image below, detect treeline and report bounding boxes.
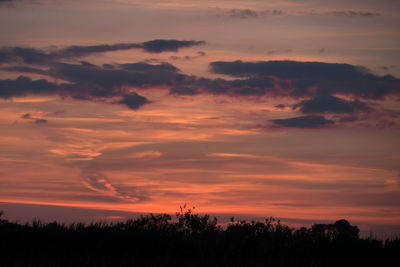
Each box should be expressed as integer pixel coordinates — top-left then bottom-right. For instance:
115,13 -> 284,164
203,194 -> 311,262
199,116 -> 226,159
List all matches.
0,208 -> 399,267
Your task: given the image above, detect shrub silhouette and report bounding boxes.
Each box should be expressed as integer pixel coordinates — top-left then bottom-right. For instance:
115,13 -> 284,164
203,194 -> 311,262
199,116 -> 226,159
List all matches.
175,205 -> 219,235
309,219 -> 359,240
0,209 -> 398,267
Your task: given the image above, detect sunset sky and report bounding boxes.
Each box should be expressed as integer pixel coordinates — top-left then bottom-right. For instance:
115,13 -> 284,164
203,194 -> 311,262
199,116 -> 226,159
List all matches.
1,0 -> 400,238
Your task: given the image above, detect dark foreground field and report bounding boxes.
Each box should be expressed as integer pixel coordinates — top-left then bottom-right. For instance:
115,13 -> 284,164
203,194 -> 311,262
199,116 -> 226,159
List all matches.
0,209 -> 399,267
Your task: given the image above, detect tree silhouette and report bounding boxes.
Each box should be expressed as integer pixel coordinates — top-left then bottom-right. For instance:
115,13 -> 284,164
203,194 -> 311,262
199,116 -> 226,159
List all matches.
333,219 -> 359,239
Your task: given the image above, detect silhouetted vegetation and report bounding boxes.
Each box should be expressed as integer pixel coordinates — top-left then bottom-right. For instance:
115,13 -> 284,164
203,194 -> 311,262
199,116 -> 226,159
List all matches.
0,208 -> 399,266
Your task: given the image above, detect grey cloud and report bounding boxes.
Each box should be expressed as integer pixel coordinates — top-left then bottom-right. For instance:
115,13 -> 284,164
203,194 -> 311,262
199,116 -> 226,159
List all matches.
0,40 -> 206,65
120,62 -> 180,73
0,61 -> 172,110
168,75 -> 275,96
293,95 -> 371,114
271,115 -> 334,128
118,93 -> 150,110
229,76 -> 275,89
169,87 -> 198,95
0,65 -> 48,75
210,60 -> 369,79
20,113 -> 48,124
0,0 -> 23,2
0,0 -> 22,5
34,119 -> 47,124
226,9 -> 284,19
381,65 -> 396,71
140,39 -> 205,53
260,10 -> 284,16
0,47 -> 54,65
338,115 -> 359,123
171,51 -> 207,61
227,9 -> 258,19
1,45 -> 399,121
209,60 -> 400,99
21,113 -> 31,119
266,49 -> 292,55
275,104 -> 286,109
0,76 -> 58,99
56,43 -> 141,58
58,40 -> 205,56
225,9 -> 378,19
328,11 -> 380,17
234,88 -> 265,96
48,61 -> 184,94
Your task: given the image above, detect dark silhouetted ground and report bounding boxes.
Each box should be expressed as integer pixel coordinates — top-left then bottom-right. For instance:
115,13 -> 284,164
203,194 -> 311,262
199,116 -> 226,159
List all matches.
0,209 -> 399,266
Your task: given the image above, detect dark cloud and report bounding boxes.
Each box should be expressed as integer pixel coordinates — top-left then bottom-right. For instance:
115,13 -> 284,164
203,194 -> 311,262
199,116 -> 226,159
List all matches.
0,0 -> 17,4
230,76 -> 275,89
169,87 -> 198,95
0,65 -> 48,75
0,47 -> 54,65
234,88 -> 265,96
0,76 -> 58,99
0,0 -> 27,2
48,61 -> 184,94
209,60 -> 400,99
328,11 -> 380,17
20,113 -> 48,124
1,45 -> 399,119
118,93 -> 150,110
210,60 -> 368,79
103,64 -> 115,69
120,62 -> 180,73
225,9 -> 284,19
275,104 -> 286,109
0,61 -> 179,110
140,40 -> 205,53
227,9 -> 258,19
381,65 -> 396,71
20,113 -> 31,119
260,10 -> 284,16
169,51 -> 206,61
266,49 -> 292,55
271,115 -> 334,128
0,40 -> 205,65
56,43 -> 141,58
338,116 -> 359,123
293,95 -> 371,114
34,119 -> 48,124
174,75 -> 276,96
57,40 -> 205,56
4,46 -> 398,103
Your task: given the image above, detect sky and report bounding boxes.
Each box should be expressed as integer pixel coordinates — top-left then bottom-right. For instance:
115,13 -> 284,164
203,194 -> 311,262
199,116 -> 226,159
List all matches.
0,0 -> 400,238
